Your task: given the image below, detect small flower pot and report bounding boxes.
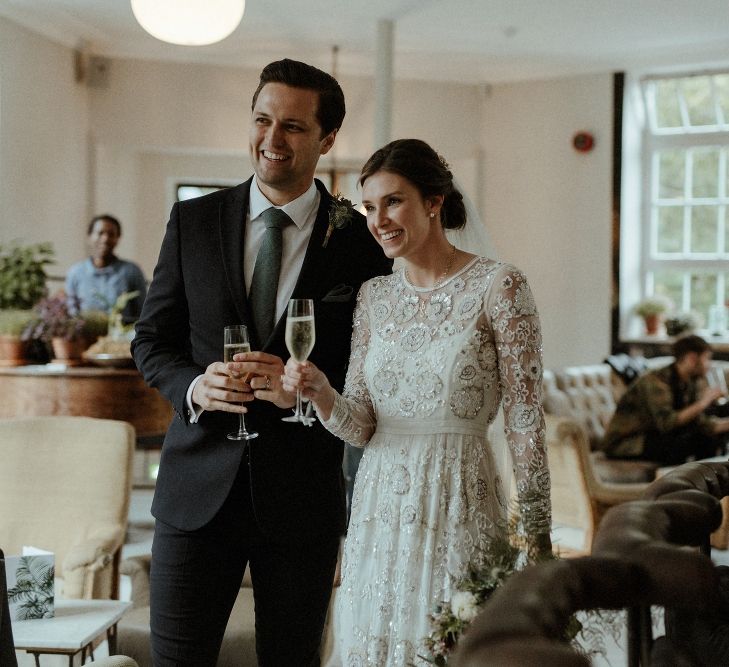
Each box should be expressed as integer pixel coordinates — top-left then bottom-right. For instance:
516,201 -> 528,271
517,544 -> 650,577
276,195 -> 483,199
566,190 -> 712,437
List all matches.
643,314 -> 662,336
50,337 -> 86,365
0,335 -> 28,366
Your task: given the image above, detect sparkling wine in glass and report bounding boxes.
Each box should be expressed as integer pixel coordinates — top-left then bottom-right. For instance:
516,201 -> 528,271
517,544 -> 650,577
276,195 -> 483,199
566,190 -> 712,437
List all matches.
224,325 -> 258,440
282,299 -> 315,424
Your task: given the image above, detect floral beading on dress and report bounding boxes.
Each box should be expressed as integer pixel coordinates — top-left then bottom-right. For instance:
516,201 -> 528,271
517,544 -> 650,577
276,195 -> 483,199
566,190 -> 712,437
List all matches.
321,257 -> 551,667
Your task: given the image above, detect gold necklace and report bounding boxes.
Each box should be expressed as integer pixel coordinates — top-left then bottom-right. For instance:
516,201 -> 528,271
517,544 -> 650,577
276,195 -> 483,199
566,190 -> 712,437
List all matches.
406,244 -> 457,289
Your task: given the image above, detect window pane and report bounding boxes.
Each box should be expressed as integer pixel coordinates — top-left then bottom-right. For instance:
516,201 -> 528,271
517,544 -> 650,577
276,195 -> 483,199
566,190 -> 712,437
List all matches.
656,206 -> 684,252
715,74 -> 729,124
681,76 -> 717,127
177,184 -> 226,201
653,271 -> 684,310
690,206 -> 719,252
691,149 -> 719,198
654,80 -> 683,129
690,274 -> 718,321
657,150 -> 685,199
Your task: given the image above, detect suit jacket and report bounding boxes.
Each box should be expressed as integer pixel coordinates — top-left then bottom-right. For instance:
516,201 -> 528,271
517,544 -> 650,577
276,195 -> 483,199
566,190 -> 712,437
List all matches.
132,178 -> 392,541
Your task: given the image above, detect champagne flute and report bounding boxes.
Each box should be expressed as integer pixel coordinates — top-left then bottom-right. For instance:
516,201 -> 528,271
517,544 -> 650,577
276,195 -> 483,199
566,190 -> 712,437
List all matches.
224,325 -> 259,440
282,299 -> 316,424
706,366 -> 729,406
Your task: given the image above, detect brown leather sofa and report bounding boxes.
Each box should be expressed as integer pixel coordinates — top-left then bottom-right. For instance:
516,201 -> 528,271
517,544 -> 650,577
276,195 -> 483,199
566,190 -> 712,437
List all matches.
451,461 -> 729,667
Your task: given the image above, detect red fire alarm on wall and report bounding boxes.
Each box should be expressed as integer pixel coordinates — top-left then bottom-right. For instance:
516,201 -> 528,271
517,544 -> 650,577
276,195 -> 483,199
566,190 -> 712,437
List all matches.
572,131 -> 595,152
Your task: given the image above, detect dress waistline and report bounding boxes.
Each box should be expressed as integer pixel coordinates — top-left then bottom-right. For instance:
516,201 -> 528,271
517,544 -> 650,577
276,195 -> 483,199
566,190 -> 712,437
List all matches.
374,417 -> 488,438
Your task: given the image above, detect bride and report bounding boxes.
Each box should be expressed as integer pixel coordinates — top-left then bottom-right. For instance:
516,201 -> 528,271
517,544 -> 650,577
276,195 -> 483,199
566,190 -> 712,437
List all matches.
282,138 -> 552,666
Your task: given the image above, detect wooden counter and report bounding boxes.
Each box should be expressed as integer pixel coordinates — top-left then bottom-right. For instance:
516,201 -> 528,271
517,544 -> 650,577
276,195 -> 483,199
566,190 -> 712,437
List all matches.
0,364 -> 173,438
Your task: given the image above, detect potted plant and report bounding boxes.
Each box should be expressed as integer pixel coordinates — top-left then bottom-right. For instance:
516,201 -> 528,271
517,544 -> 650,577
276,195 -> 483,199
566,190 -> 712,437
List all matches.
21,295 -> 90,364
664,311 -> 702,337
0,309 -> 35,365
0,241 -> 54,364
81,309 -> 110,345
634,295 -> 672,335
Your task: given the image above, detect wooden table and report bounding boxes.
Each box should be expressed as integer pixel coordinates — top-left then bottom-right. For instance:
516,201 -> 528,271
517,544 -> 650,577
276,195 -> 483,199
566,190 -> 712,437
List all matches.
0,364 -> 172,438
12,599 -> 131,666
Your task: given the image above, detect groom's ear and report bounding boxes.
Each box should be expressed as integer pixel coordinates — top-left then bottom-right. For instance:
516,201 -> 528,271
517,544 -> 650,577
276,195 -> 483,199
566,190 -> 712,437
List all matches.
320,129 -> 337,155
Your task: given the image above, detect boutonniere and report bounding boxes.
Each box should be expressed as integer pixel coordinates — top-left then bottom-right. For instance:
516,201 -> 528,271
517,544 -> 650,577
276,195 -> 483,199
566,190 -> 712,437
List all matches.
323,193 -> 354,248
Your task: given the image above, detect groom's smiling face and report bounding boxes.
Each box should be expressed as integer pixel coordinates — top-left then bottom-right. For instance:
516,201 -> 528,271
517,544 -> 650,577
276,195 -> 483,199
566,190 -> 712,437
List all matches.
249,83 -> 336,205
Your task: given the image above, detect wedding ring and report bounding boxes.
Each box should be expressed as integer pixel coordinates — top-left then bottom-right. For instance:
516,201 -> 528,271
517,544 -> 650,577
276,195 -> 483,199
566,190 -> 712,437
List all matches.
265,376 -> 271,390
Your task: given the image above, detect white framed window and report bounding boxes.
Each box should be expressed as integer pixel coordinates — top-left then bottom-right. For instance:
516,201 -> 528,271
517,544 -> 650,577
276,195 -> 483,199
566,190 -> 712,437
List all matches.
621,71 -> 729,338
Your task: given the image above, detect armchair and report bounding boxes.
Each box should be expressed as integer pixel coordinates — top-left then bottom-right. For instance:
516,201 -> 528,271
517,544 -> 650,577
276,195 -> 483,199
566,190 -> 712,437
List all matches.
545,413 -> 647,553
0,416 -> 134,600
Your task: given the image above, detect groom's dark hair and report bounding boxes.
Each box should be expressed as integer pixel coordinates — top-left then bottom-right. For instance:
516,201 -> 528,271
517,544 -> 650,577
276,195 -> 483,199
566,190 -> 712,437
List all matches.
251,59 -> 345,137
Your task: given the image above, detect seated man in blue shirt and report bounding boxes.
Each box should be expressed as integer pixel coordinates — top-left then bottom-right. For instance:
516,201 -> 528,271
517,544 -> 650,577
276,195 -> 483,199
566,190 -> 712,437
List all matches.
65,214 -> 147,323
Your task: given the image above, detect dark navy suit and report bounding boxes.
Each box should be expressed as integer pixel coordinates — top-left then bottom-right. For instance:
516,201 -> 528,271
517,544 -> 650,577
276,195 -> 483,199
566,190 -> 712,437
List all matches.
132,177 -> 391,665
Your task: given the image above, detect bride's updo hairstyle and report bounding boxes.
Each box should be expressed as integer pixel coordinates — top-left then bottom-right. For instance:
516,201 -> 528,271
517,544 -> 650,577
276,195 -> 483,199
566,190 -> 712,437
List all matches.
359,138 -> 467,230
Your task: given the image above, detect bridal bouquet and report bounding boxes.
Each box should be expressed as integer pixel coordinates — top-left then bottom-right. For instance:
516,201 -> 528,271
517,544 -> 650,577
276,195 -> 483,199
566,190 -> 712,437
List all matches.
424,515 -> 619,665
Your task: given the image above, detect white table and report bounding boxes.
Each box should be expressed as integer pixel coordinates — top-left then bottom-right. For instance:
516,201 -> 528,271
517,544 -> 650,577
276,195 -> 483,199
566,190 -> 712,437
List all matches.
12,599 -> 131,666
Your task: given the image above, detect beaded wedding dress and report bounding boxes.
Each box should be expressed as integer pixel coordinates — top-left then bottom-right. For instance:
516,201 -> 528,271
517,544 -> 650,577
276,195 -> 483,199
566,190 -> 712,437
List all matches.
321,256 -> 552,666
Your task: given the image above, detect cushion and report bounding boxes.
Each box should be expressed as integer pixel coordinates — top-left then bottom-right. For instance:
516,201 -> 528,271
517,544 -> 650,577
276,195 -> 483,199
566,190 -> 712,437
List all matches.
591,451 -> 660,484
117,587 -> 256,667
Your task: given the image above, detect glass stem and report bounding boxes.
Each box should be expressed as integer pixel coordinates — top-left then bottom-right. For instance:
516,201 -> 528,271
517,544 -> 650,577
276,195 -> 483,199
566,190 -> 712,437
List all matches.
296,390 -> 303,418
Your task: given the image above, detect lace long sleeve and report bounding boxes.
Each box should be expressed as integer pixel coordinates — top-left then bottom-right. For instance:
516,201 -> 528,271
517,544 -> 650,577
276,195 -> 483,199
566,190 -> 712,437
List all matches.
319,285 -> 377,447
488,264 -> 552,537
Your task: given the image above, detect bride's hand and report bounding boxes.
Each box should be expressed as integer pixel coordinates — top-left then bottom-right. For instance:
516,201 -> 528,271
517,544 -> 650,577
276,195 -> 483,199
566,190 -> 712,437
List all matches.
282,359 -> 336,421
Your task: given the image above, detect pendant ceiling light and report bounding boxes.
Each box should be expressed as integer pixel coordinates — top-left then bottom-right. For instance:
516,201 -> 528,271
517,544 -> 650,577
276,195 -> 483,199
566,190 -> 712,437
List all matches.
131,0 -> 245,46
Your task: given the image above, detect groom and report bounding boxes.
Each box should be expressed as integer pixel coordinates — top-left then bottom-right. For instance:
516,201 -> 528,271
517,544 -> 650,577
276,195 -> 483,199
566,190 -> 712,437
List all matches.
132,59 -> 391,665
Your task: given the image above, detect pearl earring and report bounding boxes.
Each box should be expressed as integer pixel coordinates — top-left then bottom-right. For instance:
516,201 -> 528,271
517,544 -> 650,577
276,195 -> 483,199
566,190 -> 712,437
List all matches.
429,212 -> 435,219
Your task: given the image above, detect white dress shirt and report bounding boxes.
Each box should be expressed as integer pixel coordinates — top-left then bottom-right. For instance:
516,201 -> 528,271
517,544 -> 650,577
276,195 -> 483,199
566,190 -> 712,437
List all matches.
186,177 -> 321,421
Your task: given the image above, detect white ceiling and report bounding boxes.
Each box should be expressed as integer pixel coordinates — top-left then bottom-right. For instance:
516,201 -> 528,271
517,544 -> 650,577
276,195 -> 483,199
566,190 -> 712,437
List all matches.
1,0 -> 728,84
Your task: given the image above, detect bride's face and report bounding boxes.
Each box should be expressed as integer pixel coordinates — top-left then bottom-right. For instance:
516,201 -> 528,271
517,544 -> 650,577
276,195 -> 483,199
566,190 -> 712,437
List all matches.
361,170 -> 440,259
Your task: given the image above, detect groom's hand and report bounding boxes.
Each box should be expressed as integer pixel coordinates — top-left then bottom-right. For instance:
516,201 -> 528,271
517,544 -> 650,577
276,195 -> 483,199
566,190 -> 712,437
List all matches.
192,361 -> 254,413
232,351 -> 296,409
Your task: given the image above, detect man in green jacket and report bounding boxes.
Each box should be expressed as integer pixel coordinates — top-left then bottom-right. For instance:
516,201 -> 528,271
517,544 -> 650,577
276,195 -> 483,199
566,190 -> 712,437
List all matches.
604,335 -> 729,466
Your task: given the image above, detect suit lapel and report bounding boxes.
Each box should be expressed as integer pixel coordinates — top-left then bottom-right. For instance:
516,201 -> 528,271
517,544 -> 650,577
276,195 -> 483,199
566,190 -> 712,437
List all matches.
218,179 -> 252,326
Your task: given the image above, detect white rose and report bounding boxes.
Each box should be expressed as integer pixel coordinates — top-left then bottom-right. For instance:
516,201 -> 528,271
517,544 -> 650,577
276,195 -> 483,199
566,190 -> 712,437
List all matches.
450,591 -> 479,623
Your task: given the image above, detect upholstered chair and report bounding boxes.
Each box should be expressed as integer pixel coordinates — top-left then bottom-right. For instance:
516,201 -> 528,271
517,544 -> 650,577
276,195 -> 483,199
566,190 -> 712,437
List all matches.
545,413 -> 647,553
0,416 -> 134,600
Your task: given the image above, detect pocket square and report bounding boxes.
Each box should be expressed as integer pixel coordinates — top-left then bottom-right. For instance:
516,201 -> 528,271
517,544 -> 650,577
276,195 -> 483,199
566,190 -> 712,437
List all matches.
322,284 -> 354,302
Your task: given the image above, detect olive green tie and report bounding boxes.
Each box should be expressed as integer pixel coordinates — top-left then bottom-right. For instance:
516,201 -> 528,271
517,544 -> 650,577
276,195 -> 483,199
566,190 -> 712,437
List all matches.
249,207 -> 290,343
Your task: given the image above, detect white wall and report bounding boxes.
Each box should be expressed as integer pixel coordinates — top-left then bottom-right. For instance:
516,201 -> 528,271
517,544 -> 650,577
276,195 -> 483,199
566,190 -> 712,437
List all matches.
1,15 -> 617,368
0,17 -> 90,278
87,58 -> 486,277
480,74 -> 615,368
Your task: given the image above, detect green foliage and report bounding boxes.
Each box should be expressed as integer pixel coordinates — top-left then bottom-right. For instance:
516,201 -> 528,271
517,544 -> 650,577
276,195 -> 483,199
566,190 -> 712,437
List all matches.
81,309 -> 110,338
0,241 -> 54,310
423,506 -> 620,665
665,311 -> 702,336
0,308 -> 35,336
635,295 -> 672,317
7,555 -> 54,620
108,290 -> 140,338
